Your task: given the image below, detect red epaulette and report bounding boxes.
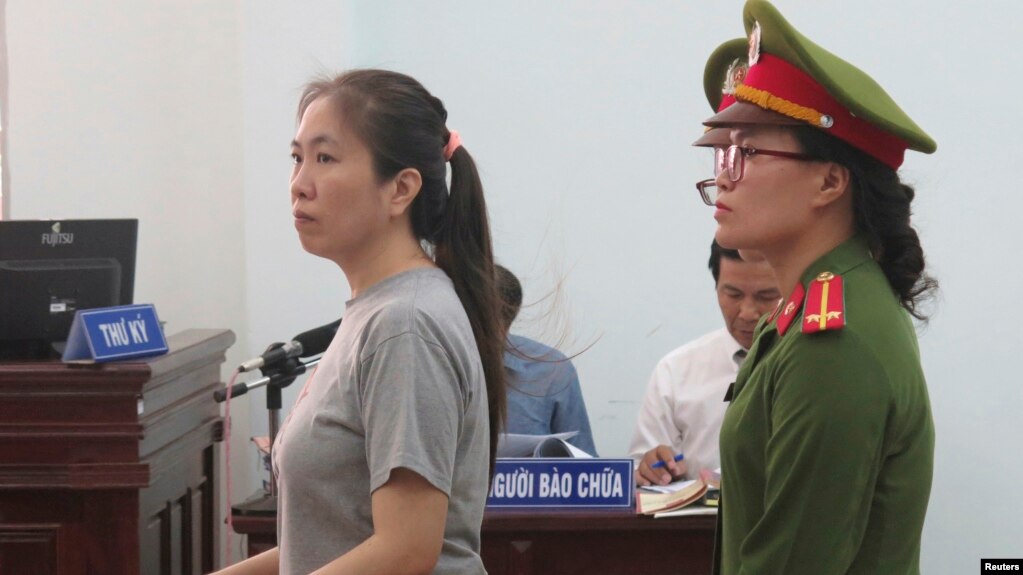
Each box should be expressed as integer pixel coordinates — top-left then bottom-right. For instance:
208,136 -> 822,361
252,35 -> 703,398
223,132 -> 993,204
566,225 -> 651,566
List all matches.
774,282 -> 805,336
801,271 -> 846,334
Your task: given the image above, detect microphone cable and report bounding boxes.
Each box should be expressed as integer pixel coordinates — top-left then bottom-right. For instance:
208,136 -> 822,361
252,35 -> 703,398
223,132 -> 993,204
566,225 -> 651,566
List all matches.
222,368 -> 241,569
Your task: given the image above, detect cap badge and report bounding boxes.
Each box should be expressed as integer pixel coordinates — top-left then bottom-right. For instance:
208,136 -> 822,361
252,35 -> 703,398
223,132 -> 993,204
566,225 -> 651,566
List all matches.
748,21 -> 762,66
723,58 -> 749,96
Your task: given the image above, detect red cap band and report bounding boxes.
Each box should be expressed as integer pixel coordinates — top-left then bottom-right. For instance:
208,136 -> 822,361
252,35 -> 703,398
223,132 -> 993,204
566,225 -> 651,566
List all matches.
738,54 -> 909,169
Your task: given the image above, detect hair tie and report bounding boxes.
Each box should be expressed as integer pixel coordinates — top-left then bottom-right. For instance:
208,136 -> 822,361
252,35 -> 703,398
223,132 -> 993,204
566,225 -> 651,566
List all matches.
443,130 -> 462,162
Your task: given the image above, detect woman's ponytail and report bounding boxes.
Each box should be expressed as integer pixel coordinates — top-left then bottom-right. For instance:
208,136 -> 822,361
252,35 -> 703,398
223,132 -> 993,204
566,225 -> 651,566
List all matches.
434,144 -> 506,476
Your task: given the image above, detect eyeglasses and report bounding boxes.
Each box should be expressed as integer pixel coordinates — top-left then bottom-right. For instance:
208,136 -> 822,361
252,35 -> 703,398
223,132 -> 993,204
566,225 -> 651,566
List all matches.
714,145 -> 817,183
696,179 -> 718,207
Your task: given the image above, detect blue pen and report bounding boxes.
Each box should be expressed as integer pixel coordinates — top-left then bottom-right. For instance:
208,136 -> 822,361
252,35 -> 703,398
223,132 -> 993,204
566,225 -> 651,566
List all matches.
650,453 -> 685,469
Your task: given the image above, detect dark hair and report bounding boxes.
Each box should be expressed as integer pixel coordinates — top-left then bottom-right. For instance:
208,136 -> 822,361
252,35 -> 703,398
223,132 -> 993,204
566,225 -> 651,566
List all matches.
495,265 -> 523,331
298,70 -> 506,474
708,239 -> 742,284
791,126 -> 938,321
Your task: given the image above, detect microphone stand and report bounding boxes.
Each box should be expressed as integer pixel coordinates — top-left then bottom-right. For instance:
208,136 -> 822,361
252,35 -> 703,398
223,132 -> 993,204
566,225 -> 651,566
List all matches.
214,345 -> 321,515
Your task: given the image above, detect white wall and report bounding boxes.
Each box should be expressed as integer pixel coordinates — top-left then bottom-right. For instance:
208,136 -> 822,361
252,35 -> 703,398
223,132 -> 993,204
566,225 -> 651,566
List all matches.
6,0 -> 249,362
5,0 -> 253,563
6,1 -> 1021,572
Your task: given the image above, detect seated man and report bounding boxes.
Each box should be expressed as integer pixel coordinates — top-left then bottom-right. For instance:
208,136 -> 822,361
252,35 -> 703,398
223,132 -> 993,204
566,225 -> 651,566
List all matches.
496,265 -> 597,456
629,241 -> 779,485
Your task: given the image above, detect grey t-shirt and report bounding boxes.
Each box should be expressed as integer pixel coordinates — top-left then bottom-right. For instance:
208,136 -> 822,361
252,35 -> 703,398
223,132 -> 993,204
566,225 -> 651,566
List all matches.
272,268 -> 490,575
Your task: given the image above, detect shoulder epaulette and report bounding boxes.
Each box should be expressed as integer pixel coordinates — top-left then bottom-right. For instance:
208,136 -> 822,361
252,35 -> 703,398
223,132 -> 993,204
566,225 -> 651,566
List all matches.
801,271 -> 846,334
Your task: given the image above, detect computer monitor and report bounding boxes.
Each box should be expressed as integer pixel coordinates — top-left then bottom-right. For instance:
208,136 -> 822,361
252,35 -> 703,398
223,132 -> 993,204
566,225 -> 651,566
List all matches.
0,219 -> 138,359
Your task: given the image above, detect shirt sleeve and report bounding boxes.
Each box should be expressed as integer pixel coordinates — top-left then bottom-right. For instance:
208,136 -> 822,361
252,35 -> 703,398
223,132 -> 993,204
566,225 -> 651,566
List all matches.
738,334 -> 891,575
359,331 -> 466,496
627,357 -> 684,460
549,361 -> 598,456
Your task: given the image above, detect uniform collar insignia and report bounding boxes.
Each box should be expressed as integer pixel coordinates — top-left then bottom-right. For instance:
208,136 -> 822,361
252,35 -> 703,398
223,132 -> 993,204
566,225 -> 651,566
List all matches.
775,282 -> 805,336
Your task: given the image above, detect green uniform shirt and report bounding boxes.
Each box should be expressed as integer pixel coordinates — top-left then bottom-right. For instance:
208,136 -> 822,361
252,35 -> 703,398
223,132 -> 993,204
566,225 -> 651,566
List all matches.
717,236 -> 934,574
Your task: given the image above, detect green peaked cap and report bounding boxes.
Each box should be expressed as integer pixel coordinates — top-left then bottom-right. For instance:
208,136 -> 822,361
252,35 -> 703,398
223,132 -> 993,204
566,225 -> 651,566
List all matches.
709,0 -> 936,155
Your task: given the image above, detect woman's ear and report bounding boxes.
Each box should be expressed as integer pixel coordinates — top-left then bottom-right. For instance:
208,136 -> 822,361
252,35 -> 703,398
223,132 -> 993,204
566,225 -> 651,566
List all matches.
813,162 -> 851,208
388,168 -> 423,217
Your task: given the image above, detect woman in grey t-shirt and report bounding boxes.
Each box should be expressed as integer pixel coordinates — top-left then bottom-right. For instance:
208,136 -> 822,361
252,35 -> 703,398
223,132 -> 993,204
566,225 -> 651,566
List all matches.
215,70 -> 506,575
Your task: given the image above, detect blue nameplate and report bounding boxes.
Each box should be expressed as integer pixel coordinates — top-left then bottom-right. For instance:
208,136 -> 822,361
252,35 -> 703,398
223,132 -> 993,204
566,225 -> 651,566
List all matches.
62,304 -> 169,363
487,458 -> 634,509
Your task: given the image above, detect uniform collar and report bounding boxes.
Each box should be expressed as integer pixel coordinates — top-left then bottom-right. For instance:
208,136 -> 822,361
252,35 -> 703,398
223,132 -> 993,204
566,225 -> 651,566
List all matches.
767,234 -> 873,335
797,234 -> 873,287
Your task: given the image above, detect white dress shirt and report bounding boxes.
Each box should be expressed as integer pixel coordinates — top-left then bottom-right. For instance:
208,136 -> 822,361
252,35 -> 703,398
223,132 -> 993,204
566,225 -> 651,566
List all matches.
628,327 -> 745,479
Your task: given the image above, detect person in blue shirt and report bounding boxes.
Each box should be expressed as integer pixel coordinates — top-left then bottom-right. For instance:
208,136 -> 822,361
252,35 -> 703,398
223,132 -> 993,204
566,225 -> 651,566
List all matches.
496,265 -> 598,456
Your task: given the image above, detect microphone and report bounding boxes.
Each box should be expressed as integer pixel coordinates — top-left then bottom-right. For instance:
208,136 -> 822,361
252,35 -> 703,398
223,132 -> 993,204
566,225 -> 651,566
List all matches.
238,341 -> 302,373
237,318 -> 341,373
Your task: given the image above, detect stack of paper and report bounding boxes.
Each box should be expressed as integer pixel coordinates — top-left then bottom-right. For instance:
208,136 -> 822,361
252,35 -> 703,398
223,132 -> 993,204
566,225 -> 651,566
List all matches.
496,432 -> 593,458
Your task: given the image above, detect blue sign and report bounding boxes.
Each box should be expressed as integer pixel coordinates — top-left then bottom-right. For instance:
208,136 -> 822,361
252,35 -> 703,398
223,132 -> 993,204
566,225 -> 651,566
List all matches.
62,304 -> 168,363
487,458 -> 634,509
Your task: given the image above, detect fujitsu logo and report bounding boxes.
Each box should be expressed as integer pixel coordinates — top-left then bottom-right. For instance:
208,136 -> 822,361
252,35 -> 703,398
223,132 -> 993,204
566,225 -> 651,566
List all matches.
41,222 -> 74,246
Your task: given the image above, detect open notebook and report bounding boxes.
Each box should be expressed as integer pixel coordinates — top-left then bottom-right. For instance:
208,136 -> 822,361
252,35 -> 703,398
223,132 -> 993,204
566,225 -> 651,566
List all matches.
636,478 -> 708,515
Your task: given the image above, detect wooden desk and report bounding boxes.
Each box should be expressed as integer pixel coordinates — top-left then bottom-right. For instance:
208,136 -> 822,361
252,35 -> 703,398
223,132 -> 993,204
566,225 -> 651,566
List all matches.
0,329 -> 234,575
232,500 -> 715,575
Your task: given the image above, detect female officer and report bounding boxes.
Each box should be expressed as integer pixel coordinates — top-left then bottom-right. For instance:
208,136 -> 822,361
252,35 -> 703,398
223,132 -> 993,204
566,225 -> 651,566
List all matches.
697,2 -> 937,573
217,70 -> 503,574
